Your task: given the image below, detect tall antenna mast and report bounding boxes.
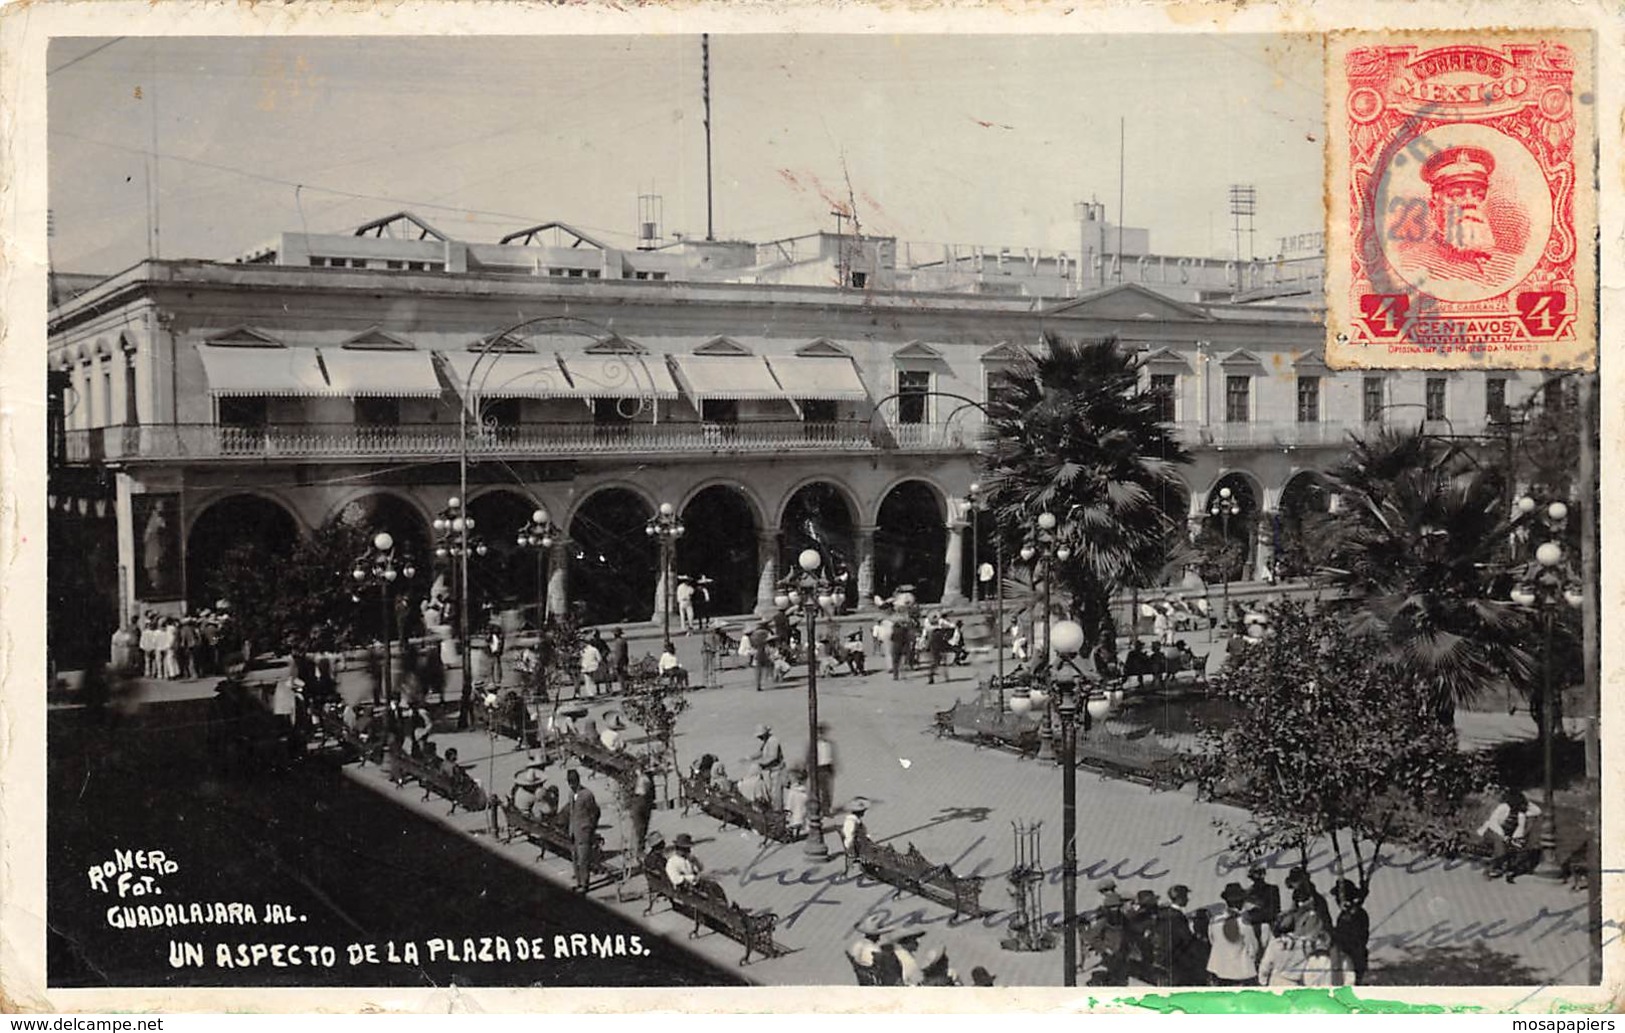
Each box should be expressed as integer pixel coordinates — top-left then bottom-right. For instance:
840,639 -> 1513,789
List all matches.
1229,184 -> 1257,263
702,34 -> 715,242
1115,118 -> 1125,283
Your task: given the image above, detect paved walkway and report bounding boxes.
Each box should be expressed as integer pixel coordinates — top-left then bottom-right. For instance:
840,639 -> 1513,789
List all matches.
327,628 -> 1591,989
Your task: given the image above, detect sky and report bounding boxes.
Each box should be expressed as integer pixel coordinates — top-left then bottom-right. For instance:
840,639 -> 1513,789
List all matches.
47,34 -> 1325,275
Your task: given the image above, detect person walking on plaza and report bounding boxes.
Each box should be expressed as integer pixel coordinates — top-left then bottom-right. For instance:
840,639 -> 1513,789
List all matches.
176,617 -> 200,679
925,618 -> 951,685
746,724 -> 785,809
887,618 -> 911,681
816,723 -> 836,812
695,575 -> 713,627
784,769 -> 809,838
664,832 -> 704,888
627,767 -> 655,857
841,797 -> 869,873
749,622 -> 772,692
139,615 -> 157,678
579,635 -> 602,699
676,575 -> 696,632
1008,616 -> 1028,663
609,627 -> 630,694
157,618 -> 179,680
565,769 -> 600,892
1206,883 -> 1260,986
486,623 -> 505,689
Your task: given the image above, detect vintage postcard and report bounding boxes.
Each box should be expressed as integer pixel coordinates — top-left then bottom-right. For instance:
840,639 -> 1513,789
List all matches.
1,0 -> 1620,1019
1325,31 -> 1598,370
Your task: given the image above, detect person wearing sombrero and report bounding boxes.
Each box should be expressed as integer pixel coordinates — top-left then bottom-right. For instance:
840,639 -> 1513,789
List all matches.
841,797 -> 869,873
881,927 -> 929,986
664,832 -> 705,889
744,724 -> 785,810
846,915 -> 903,986
1207,882 -> 1261,985
675,574 -> 696,633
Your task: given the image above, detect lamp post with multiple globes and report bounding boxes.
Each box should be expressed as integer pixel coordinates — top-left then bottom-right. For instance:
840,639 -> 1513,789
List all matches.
1509,495 -> 1583,880
1020,512 -> 1070,762
433,497 -> 488,727
1208,486 -> 1242,628
646,502 -> 687,647
775,548 -> 836,859
351,531 -> 415,705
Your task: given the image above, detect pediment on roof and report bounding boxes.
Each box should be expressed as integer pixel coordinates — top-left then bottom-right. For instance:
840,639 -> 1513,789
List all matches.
1218,348 -> 1266,369
205,326 -> 283,348
470,331 -> 534,353
343,327 -> 415,350
796,338 -> 851,357
1043,283 -> 1215,323
980,341 -> 1032,363
893,340 -> 944,361
1292,349 -> 1334,373
1140,346 -> 1193,372
693,336 -> 754,356
584,334 -> 646,355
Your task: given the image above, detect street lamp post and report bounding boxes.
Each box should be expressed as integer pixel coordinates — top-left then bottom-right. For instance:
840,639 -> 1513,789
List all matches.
433,497 -> 487,727
1022,512 -> 1069,763
967,482 -> 1005,702
1209,486 -> 1241,628
1047,618 -> 1089,987
351,531 -> 415,705
645,502 -> 686,646
517,506 -> 562,628
1509,495 -> 1582,880
775,548 -> 835,860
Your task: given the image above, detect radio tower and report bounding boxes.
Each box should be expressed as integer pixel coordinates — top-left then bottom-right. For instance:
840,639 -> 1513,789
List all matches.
1228,184 -> 1257,262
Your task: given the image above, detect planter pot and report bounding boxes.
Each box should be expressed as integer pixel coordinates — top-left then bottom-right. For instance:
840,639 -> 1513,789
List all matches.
1009,692 -> 1033,716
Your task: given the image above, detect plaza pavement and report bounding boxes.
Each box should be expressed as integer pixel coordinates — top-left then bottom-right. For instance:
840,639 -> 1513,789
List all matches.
325,620 -> 1593,990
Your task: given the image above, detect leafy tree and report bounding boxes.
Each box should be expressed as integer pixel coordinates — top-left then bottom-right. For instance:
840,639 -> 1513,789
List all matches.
980,334 -> 1193,647
1312,427 -> 1536,727
1186,601 -> 1492,894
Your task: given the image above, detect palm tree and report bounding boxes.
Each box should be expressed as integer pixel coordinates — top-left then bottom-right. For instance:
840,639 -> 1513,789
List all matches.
1313,427 -> 1540,729
980,334 -> 1192,648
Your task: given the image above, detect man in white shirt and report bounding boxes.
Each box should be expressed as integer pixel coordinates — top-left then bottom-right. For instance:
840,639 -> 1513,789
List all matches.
664,833 -> 704,888
675,576 -> 696,631
841,797 -> 869,873
598,712 -> 626,753
1479,788 -> 1542,882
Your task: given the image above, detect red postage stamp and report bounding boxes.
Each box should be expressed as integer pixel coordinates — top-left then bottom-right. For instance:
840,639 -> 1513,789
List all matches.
1326,32 -> 1595,370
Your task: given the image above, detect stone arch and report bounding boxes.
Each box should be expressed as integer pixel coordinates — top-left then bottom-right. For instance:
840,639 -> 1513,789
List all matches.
1197,471 -> 1264,585
184,493 -> 301,611
327,492 -> 433,569
776,474 -> 861,531
780,480 -> 860,586
466,488 -> 545,622
676,483 -> 761,619
567,486 -> 657,625
680,477 -> 769,531
875,479 -> 949,602
1275,469 -> 1334,579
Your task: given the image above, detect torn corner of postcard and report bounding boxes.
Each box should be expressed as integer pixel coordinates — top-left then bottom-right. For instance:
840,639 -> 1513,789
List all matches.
1324,31 -> 1596,372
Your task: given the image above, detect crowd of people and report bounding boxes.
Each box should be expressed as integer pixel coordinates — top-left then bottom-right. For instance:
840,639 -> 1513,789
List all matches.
846,914 -> 993,987
110,610 -> 235,681
1076,866 -> 1370,987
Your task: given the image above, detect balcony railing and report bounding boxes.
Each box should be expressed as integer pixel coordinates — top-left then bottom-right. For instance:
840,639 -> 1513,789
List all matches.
62,420 -> 894,463
59,415 -> 1494,465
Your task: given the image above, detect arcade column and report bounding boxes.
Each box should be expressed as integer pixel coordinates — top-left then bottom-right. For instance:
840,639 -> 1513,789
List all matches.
941,515 -> 967,606
854,525 -> 876,604
546,539 -> 570,619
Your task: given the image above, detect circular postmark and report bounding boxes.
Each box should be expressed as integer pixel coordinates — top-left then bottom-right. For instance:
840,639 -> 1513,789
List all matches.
1376,122 -> 1552,303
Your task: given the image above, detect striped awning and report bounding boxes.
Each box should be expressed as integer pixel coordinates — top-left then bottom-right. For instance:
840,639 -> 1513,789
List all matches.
319,349 -> 444,397
561,354 -> 681,399
764,356 -> 870,401
669,355 -> 790,401
196,345 -> 329,397
441,351 -> 580,399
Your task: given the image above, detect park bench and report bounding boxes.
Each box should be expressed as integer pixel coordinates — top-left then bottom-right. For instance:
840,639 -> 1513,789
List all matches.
474,690 -> 542,747
933,698 -> 1041,758
678,772 -> 798,844
641,854 -> 786,966
500,802 -> 612,879
1074,733 -> 1186,792
850,827 -> 991,918
312,705 -> 386,765
390,751 -> 489,814
560,733 -> 644,781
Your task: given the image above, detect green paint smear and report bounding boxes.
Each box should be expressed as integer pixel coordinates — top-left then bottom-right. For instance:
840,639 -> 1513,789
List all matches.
1125,987 -> 1484,1015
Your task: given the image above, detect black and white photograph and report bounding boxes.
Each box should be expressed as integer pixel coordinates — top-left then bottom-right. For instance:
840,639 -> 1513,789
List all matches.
7,5 -> 1617,1012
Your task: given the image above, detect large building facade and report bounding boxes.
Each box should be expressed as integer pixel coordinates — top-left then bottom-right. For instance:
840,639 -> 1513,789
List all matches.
46,214 -> 1552,664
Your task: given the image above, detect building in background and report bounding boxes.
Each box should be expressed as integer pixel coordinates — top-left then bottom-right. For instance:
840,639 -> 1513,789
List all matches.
45,212 -> 1550,666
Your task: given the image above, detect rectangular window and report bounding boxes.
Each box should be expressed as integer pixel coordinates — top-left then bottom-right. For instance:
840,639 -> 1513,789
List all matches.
986,367 -> 1020,411
1363,377 -> 1385,423
801,399 -> 838,423
1486,377 -> 1509,421
634,272 -> 649,281
701,399 -> 739,424
386,260 -> 404,270
1543,377 -> 1567,409
408,261 -> 426,271
1296,376 -> 1320,424
851,271 -> 868,289
124,360 -> 139,425
354,397 -> 400,427
1149,373 -> 1177,423
1224,376 -> 1250,424
427,262 -> 445,272
1425,378 -> 1447,421
218,396 -> 268,428
308,257 -> 326,267
482,398 -> 521,427
897,370 -> 931,425
102,368 -> 114,426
